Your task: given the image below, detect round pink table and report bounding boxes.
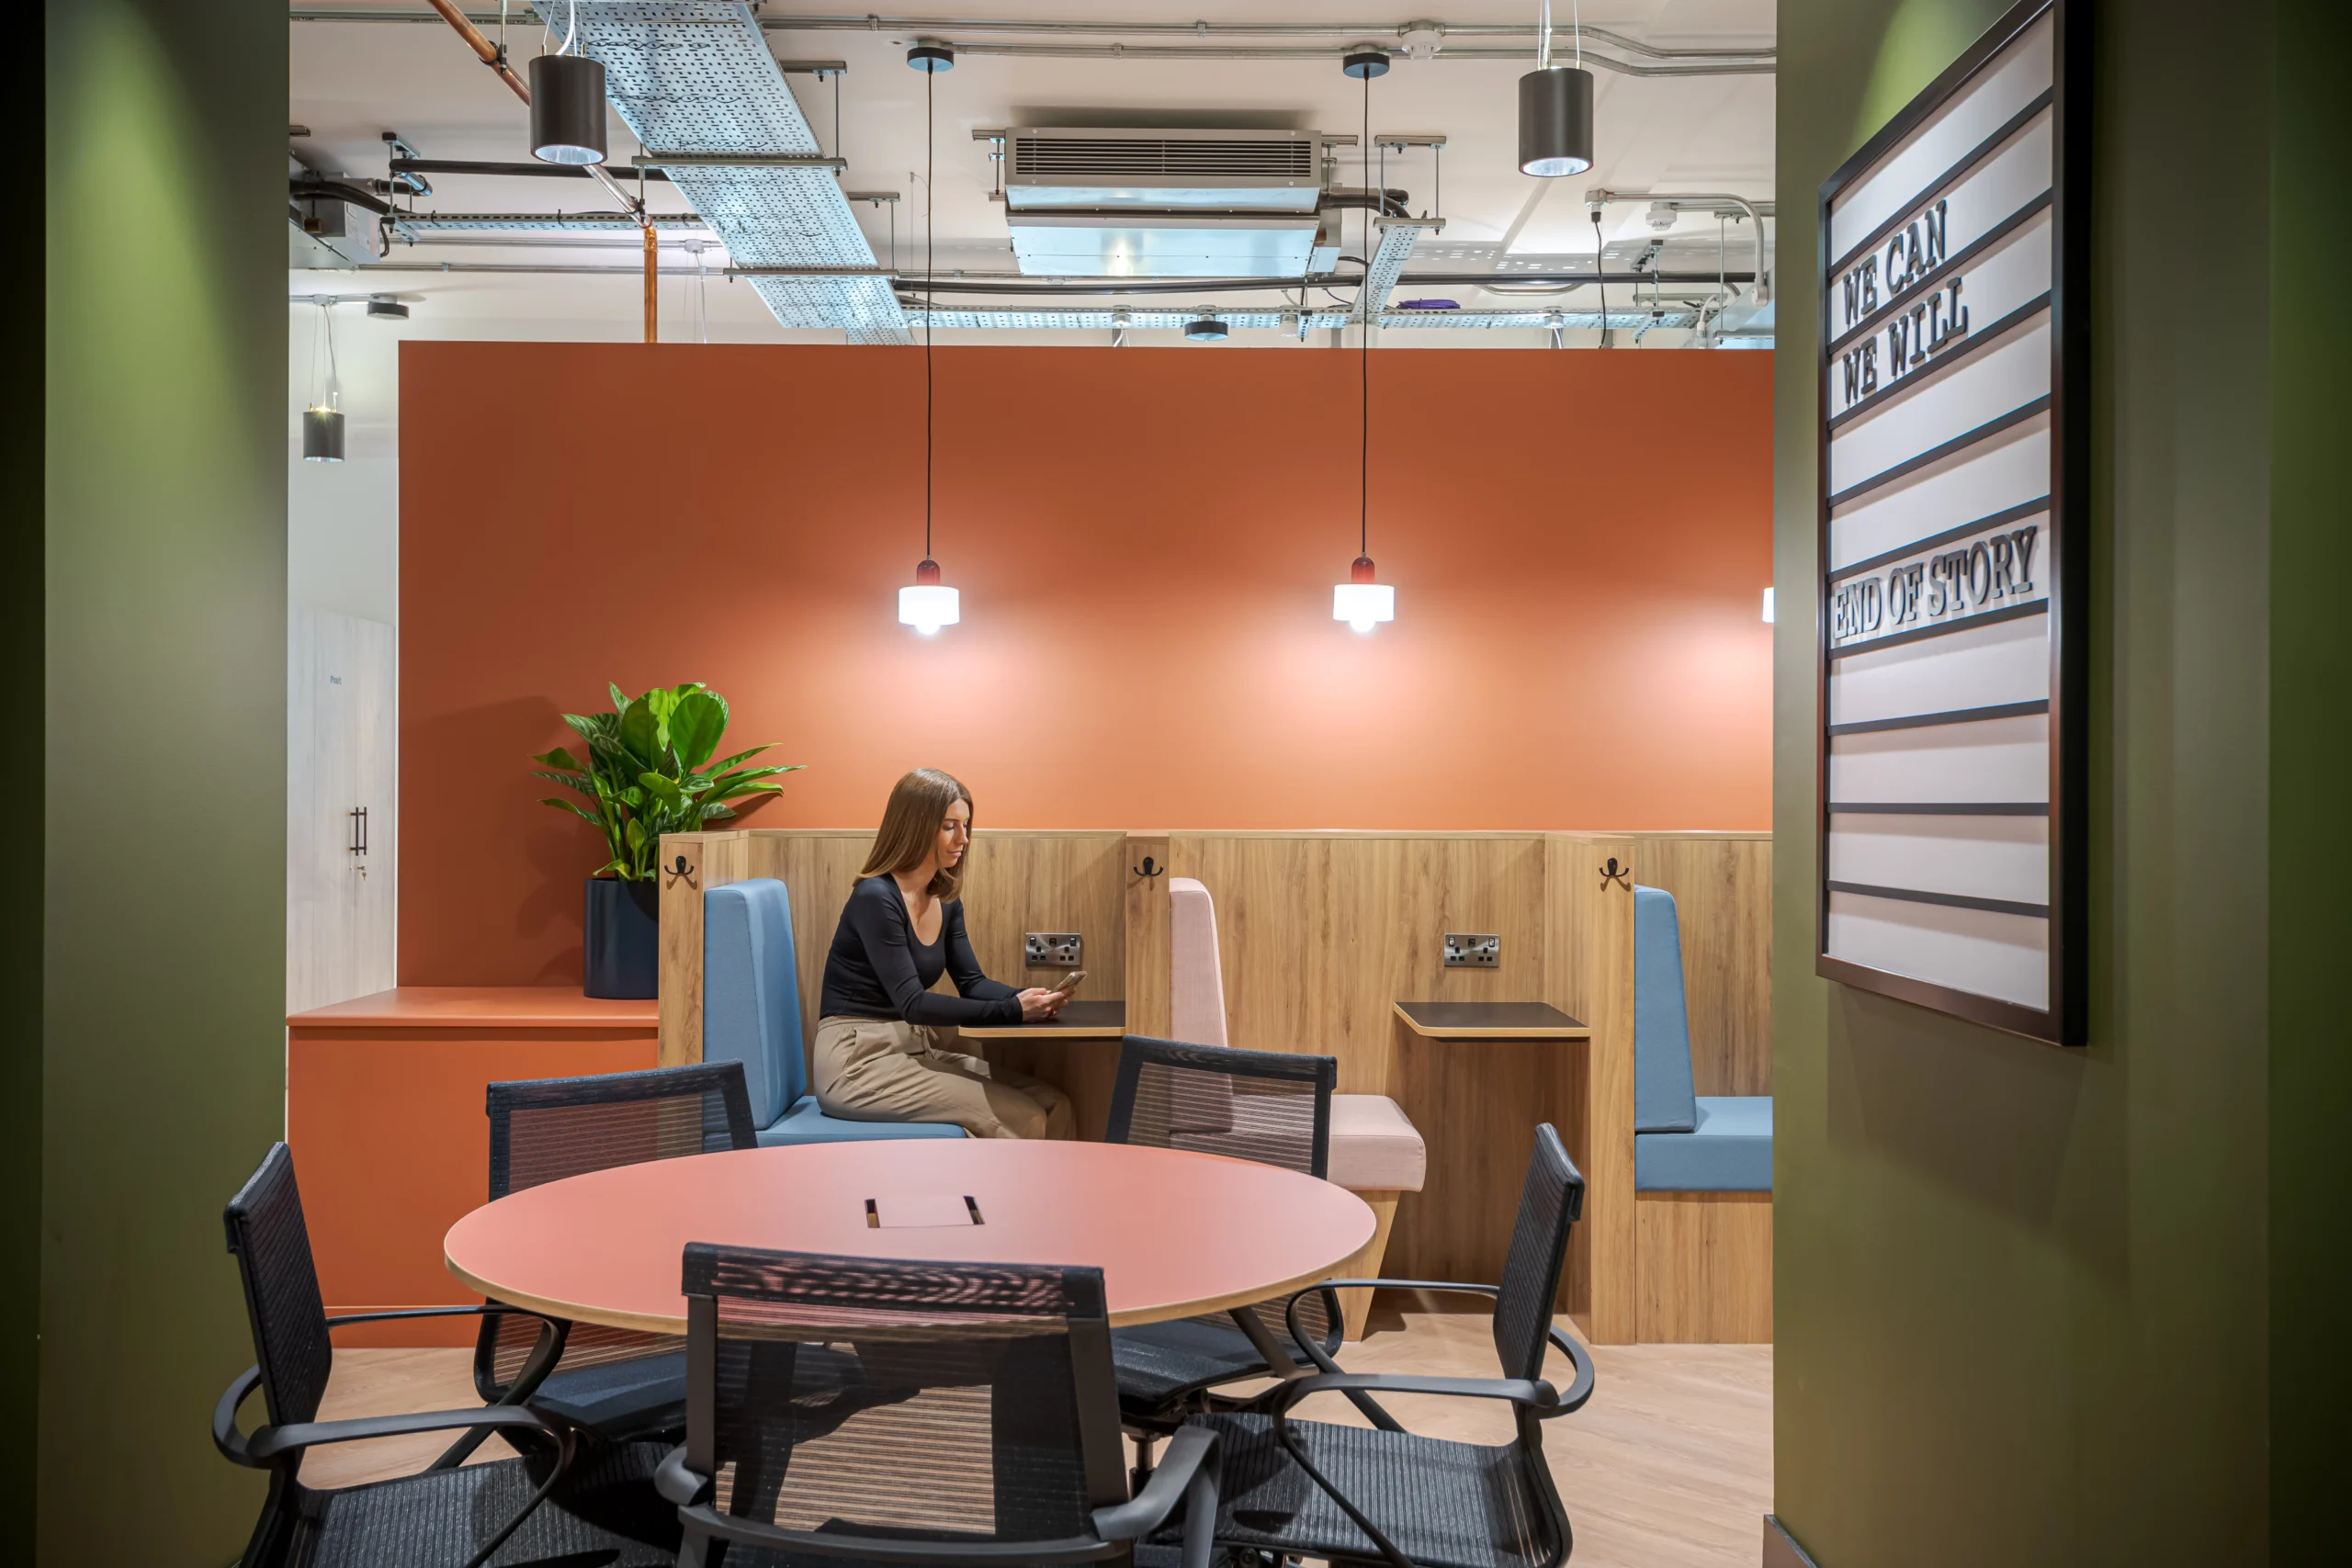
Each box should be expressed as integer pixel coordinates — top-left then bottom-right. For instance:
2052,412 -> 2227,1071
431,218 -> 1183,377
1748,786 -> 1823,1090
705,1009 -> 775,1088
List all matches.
445,1139 -> 1375,1331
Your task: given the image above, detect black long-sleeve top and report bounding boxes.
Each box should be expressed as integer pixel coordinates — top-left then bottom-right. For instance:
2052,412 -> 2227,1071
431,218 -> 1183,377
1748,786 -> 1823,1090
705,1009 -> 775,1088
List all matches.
816,875 -> 1022,1026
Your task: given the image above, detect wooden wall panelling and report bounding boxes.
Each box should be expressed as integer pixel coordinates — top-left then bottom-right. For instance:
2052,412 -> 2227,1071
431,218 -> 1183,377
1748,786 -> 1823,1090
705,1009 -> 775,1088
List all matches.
657,829 -> 749,1066
1124,835 -> 1171,1039
1634,1192 -> 1773,1343
1168,832 -> 1548,1097
1545,833 -> 1638,1344
1627,833 -> 1772,1096
1385,1027 -> 1584,1300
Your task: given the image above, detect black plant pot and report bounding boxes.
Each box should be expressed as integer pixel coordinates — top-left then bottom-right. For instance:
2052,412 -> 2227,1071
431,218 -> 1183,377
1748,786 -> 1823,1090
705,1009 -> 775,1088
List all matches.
582,876 -> 660,998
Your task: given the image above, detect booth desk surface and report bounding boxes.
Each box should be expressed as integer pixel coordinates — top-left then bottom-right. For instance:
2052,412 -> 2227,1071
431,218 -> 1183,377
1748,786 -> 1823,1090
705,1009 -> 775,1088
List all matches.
286,987 -> 660,1345
446,1139 -> 1375,1332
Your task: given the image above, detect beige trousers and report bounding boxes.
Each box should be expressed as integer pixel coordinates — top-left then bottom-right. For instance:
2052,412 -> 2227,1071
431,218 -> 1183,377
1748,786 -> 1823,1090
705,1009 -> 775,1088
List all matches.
812,1015 -> 1076,1141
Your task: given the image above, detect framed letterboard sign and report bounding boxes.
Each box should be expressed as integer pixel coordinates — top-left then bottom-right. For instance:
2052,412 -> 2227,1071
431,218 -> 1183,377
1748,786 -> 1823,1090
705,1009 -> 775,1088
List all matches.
1815,0 -> 2088,1044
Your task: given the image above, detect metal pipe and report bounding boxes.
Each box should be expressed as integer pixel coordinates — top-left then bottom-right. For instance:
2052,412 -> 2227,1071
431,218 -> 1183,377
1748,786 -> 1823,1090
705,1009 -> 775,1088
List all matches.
294,9 -> 1773,70
393,156 -> 672,183
1591,189 -> 1772,301
883,40 -> 1770,76
419,0 -> 647,223
643,222 -> 657,342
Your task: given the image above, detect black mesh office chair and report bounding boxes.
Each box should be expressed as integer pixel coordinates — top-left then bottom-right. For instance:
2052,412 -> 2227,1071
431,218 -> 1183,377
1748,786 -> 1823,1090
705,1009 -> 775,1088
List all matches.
214,1143 -> 678,1568
1153,1123 -> 1597,1568
1104,1036 -> 1344,1439
654,1245 -> 1222,1568
443,1061 -> 759,1468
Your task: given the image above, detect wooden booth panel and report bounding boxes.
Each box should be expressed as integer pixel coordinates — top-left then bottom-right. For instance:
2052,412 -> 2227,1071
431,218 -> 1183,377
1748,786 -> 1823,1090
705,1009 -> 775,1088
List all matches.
1635,1192 -> 1773,1343
1544,834 -> 1639,1340
1168,832 -> 1548,1097
1629,833 -> 1773,1096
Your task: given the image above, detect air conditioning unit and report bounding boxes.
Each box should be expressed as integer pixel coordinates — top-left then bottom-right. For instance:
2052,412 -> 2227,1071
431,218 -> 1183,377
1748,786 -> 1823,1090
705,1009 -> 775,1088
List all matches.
1002,127 -> 1331,278
288,155 -> 385,270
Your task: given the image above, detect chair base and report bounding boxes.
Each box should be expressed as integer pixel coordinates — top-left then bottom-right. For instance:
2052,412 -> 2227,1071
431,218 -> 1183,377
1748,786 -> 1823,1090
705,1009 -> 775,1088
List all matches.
1330,1190 -> 1400,1340
1634,1190 -> 1771,1343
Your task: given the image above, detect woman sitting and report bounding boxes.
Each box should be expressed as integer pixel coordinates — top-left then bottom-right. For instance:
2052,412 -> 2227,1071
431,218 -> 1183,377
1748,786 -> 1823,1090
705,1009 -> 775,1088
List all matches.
812,767 -> 1076,1140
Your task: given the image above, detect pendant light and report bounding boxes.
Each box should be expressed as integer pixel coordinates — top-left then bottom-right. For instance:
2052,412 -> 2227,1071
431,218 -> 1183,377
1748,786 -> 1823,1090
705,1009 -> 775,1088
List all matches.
302,299 -> 345,463
530,1 -> 608,166
1334,48 -> 1396,636
897,40 -> 960,636
1519,0 -> 1595,177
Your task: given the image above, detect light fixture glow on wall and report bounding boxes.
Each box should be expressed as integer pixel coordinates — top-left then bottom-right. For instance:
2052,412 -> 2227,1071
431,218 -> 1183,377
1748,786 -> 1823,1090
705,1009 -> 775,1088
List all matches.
302,298 -> 344,463
1519,0 -> 1595,177
1761,587 -> 1775,624
1334,47 -> 1396,635
530,1 -> 608,165
898,39 -> 961,636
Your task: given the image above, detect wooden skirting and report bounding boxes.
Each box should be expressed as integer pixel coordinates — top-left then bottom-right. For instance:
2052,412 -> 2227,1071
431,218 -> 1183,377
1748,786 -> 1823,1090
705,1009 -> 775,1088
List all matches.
1635,1190 -> 1773,1344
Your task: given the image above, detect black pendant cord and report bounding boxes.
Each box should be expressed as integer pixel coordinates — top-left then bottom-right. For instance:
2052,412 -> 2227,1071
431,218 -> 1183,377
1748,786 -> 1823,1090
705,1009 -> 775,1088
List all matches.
1592,207 -> 1609,347
1359,64 -> 1370,560
924,60 -> 934,560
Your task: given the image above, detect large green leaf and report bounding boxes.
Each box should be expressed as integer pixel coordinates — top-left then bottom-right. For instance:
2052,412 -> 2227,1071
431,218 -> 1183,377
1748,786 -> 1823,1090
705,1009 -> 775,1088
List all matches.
616,696 -> 662,770
540,798 -> 605,828
532,746 -> 582,772
667,691 -> 727,771
705,743 -> 771,773
638,772 -> 685,806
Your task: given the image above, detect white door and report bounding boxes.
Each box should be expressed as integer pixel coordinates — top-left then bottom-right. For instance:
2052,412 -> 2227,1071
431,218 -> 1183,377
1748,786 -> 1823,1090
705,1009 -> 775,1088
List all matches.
288,609 -> 397,1013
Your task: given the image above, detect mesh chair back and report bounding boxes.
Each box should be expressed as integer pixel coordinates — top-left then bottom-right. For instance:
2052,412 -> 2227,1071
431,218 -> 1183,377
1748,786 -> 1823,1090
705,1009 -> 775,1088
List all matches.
222,1143 -> 334,1429
1107,1036 -> 1339,1348
1491,1123 -> 1586,1382
681,1247 -> 1127,1550
479,1063 -> 758,1392
1106,1036 -> 1334,1179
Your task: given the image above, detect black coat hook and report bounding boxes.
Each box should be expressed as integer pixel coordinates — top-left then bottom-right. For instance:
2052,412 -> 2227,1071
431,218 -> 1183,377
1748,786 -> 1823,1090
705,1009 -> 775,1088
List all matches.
1132,855 -> 1163,879
662,853 -> 699,889
1599,857 -> 1631,890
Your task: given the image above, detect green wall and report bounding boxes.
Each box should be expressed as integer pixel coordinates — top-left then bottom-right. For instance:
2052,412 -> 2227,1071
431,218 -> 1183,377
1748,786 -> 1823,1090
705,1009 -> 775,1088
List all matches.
38,1 -> 286,1561
2265,0 -> 2351,1555
1778,0 -> 2346,1561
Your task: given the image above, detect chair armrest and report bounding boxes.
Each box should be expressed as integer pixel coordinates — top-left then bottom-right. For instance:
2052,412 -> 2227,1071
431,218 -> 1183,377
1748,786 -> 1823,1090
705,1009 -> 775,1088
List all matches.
656,1443 -> 708,1506
1091,1424 -> 1216,1541
213,1367 -> 266,1467
1545,1324 -> 1597,1414
326,1304 -> 560,1330
246,1402 -> 571,1462
1277,1371 -> 1558,1412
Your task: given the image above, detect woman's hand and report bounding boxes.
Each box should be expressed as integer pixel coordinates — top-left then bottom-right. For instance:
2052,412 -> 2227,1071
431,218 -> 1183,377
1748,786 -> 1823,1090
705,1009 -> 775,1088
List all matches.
1016,987 -> 1069,1021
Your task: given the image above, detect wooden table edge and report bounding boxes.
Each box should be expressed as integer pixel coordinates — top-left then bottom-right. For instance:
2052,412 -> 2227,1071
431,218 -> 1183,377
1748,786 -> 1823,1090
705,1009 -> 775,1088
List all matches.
1390,1001 -> 1592,1040
445,1198 -> 1375,1333
958,1024 -> 1127,1040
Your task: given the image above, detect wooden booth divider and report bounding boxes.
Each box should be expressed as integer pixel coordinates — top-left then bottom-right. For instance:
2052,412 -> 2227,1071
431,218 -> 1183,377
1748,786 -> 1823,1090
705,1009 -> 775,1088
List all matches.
659,827 -> 1770,1345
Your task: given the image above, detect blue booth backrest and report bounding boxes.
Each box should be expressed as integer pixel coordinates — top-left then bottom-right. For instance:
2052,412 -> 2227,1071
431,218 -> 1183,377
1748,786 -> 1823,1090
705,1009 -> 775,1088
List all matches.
702,878 -> 807,1127
1633,885 -> 1700,1134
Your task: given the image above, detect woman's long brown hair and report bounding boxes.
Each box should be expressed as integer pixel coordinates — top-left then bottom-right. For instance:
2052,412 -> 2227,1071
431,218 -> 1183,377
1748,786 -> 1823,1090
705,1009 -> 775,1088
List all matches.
858,768 -> 973,901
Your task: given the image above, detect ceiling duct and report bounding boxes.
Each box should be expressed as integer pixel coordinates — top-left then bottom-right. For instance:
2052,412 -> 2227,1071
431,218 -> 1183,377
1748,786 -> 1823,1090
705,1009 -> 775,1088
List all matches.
1003,127 -> 1328,278
529,2 -> 906,344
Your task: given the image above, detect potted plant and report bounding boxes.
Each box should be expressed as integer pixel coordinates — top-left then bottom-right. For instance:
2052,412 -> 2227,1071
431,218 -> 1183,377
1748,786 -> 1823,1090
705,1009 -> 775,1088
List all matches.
531,682 -> 800,998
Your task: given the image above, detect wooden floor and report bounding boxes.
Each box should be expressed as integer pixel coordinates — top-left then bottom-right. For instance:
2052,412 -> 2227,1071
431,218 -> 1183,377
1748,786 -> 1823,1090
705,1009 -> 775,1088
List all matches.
309,1293 -> 1770,1568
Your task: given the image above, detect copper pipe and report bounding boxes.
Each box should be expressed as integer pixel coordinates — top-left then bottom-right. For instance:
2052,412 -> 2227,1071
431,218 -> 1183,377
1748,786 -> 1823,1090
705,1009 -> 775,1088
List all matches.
425,0 -> 527,99
424,0 -> 648,226
643,223 -> 658,343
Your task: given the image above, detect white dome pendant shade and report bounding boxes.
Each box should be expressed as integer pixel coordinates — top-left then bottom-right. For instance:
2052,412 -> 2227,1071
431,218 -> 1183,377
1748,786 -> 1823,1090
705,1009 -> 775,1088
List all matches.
1334,555 -> 1396,635
899,558 -> 959,637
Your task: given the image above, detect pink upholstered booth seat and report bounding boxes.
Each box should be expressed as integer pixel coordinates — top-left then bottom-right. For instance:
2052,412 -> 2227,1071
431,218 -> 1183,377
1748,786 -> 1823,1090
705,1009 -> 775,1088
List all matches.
1167,877 -> 1425,1194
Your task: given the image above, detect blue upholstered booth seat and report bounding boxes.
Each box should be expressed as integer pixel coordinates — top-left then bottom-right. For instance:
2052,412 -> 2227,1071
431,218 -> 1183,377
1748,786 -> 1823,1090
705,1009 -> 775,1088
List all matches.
704,878 -> 963,1144
1633,885 -> 1771,1193
756,1098 -> 966,1146
1636,1096 -> 1772,1191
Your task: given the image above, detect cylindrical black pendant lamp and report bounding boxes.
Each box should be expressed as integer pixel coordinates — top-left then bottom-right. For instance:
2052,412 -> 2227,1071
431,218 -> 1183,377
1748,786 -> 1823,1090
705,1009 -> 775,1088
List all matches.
303,407 -> 345,463
1518,65 -> 1595,176
530,51 -> 608,164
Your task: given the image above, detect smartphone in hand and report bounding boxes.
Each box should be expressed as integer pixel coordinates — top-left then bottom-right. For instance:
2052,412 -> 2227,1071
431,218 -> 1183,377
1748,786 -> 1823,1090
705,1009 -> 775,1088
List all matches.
1053,969 -> 1087,998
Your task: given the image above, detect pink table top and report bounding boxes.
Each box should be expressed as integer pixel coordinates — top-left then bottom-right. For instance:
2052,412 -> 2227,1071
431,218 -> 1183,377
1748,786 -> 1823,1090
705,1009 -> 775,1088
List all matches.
445,1140 -> 1375,1331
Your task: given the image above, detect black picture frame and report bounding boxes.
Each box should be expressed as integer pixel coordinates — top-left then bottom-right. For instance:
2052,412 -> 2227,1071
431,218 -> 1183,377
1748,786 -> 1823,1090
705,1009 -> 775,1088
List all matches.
1814,0 -> 2090,1046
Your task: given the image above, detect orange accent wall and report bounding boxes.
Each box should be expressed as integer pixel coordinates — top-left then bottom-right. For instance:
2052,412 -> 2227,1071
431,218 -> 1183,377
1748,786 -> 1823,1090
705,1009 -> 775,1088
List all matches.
400,342 -> 1771,987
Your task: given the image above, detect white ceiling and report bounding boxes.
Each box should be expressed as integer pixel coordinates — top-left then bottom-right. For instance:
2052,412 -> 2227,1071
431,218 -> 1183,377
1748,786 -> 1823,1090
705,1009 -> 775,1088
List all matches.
289,2 -> 1776,344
